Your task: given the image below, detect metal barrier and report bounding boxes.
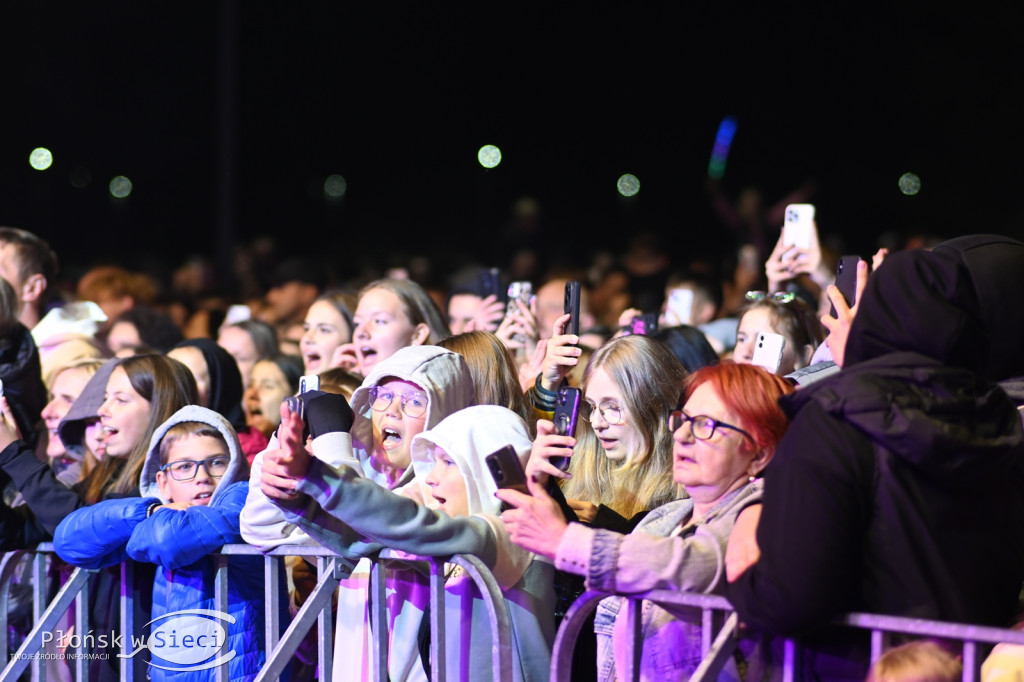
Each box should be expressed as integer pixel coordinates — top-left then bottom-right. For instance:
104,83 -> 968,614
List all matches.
552,588 -> 1024,682
0,543 -> 514,682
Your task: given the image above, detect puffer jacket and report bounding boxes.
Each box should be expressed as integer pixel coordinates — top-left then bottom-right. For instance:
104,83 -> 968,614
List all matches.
55,405 -> 289,681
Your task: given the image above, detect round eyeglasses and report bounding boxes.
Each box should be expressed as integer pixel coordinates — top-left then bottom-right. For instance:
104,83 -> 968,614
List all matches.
160,456 -> 230,481
580,400 -> 625,426
367,386 -> 428,419
745,291 -> 796,304
668,411 -> 754,443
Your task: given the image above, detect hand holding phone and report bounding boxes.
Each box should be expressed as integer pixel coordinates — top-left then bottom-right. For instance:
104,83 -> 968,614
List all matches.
829,255 -> 863,318
629,312 -> 658,336
486,444 -> 530,511
782,204 -> 816,249
563,280 -> 582,338
664,289 -> 694,326
549,387 -> 581,472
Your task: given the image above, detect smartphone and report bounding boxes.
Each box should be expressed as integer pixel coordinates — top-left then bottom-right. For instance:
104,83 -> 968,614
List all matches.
550,387 -> 581,472
486,444 -> 530,510
563,280 -> 582,337
830,255 -> 863,318
479,267 -> 502,300
629,312 -> 659,336
506,281 -> 532,317
752,332 -> 786,374
299,375 -> 320,394
0,379 -> 4,398
664,288 -> 694,326
783,204 -> 816,249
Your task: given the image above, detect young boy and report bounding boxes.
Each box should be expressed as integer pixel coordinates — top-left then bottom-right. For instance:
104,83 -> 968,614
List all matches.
55,405 -> 287,681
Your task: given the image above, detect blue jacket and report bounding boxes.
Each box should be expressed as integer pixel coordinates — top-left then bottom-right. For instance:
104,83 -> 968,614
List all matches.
55,405 -> 289,682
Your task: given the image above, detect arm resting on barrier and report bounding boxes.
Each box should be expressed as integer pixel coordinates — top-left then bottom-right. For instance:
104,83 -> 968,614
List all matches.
554,504 -> 727,595
273,457 -> 499,566
54,496 -> 153,569
126,481 -> 248,570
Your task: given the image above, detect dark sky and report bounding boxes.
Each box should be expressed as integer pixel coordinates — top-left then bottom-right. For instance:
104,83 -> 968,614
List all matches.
3,2 -> 1023,291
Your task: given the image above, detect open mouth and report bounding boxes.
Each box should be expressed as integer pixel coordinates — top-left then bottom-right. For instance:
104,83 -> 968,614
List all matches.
304,352 -> 321,368
193,491 -> 213,505
101,426 -> 119,442
360,347 -> 378,363
381,427 -> 401,449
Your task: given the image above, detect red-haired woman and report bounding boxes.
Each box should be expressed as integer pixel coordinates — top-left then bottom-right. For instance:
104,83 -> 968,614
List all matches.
499,361 -> 794,681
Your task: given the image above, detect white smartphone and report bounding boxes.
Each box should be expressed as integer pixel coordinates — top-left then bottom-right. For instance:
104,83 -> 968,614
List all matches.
752,332 -> 786,374
299,375 -> 320,394
782,204 -> 816,249
664,288 -> 694,326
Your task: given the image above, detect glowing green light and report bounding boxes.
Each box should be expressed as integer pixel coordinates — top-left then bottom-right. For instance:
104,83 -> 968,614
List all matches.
898,172 -> 921,196
109,176 -> 133,198
617,174 -> 640,197
29,148 -> 53,171
478,145 -> 502,169
324,174 -> 347,199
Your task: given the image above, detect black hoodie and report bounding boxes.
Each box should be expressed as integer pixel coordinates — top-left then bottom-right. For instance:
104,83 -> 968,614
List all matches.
727,247 -> 1024,679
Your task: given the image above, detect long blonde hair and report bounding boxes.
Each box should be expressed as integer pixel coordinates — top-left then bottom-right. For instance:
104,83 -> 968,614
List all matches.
560,335 -> 687,518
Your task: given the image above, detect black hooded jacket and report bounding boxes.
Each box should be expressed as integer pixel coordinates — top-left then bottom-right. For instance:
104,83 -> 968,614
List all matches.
727,247 -> 1024,677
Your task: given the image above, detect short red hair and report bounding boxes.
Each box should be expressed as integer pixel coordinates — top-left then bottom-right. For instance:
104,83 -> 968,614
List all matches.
683,361 -> 794,456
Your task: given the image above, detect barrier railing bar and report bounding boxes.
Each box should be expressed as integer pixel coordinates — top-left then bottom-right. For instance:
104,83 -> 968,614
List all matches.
120,558 -> 134,681
0,550 -> 28,663
264,555 -> 279,655
623,598 -> 641,682
550,591 -> 610,681
839,612 -> 1024,646
0,567 -> 92,682
963,642 -> 977,682
73,568 -> 90,682
429,558 -> 446,681
691,611 -> 740,682
369,556 -> 388,682
316,556 -> 334,678
448,553 -> 513,682
782,637 -> 800,682
214,553 -> 229,682
254,556 -> 349,682
31,551 -> 46,681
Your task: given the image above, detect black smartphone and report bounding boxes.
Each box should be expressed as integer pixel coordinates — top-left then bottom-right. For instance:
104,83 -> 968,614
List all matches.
486,445 -> 530,510
550,387 -> 581,471
830,255 -> 862,318
629,312 -> 659,336
563,280 -> 582,337
479,267 -> 502,300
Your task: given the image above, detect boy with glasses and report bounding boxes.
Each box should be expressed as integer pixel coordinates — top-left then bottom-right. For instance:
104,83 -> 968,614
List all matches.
55,405 -> 287,681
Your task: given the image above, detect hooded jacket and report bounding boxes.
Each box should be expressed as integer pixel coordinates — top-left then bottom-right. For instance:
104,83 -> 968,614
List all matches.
0,322 -> 47,451
727,248 -> 1024,679
55,405 -> 287,682
240,344 -> 475,549
272,405 -> 554,681
170,338 -> 247,432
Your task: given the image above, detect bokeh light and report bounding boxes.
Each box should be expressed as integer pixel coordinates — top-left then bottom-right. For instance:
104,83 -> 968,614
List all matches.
29,147 -> 53,171
898,172 -> 921,196
324,174 -> 347,199
477,145 -> 501,169
109,176 -> 133,198
617,173 -> 640,197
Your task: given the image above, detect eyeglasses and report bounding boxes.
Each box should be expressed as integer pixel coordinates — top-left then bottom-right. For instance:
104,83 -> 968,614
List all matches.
160,456 -> 230,481
745,291 -> 796,303
367,386 -> 428,419
668,411 -> 754,444
581,400 -> 625,426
